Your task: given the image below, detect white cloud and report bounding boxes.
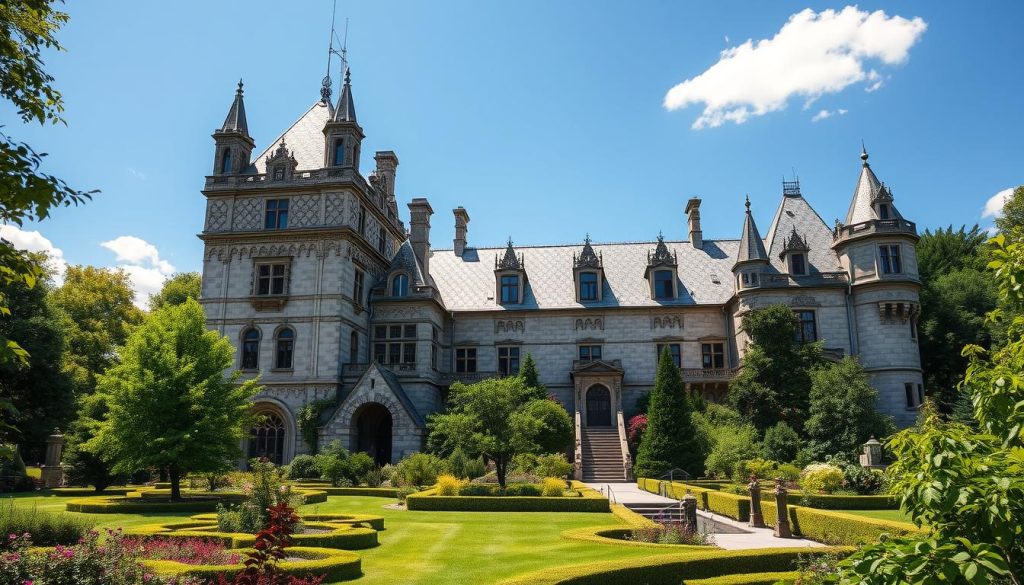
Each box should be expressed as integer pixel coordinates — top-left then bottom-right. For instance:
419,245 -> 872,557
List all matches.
983,187 -> 1018,219
0,224 -> 68,285
811,108 -> 848,122
663,6 -> 927,129
127,167 -> 146,180
101,235 -> 176,308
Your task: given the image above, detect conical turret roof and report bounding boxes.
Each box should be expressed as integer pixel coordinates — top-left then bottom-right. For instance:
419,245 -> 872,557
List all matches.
332,68 -> 357,123
220,80 -> 249,135
844,145 -> 901,225
735,196 -> 769,267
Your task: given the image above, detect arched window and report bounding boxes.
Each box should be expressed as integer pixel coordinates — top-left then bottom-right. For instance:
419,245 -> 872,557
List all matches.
248,411 -> 286,465
275,328 -> 294,369
241,328 -> 260,370
220,149 -> 232,173
391,274 -> 409,297
349,331 -> 359,364
333,139 -> 345,166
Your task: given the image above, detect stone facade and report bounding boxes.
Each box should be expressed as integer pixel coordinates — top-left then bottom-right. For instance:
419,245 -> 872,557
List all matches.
198,77 -> 925,473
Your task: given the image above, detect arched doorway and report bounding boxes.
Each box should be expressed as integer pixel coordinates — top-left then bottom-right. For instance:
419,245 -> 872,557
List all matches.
249,410 -> 286,465
586,385 -> 612,427
354,403 -> 393,465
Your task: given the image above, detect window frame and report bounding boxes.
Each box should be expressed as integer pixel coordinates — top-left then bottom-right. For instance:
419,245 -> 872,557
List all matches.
264,198 -> 289,230
373,323 -> 417,367
391,273 -> 410,297
879,244 -> 902,274
701,342 -> 725,369
904,382 -> 916,408
653,269 -> 675,299
578,344 -> 603,362
656,343 -> 681,368
579,271 -> 599,302
253,260 -> 289,297
333,138 -> 345,166
455,347 -> 477,373
274,327 -> 295,370
349,331 -> 359,365
794,310 -> 817,343
352,269 -> 365,306
241,327 -> 260,370
377,226 -> 387,254
497,345 -> 521,377
790,253 -> 807,276
499,274 -> 520,304
220,148 -> 232,174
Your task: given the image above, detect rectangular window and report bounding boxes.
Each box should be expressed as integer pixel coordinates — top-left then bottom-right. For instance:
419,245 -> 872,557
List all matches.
794,310 -> 817,343
917,384 -> 924,405
880,244 -> 902,274
579,272 -> 598,301
878,204 -> 890,220
701,343 -> 725,369
455,347 -> 477,373
500,275 -> 520,304
790,253 -> 806,276
431,345 -> 438,370
255,262 -> 288,296
497,346 -> 520,377
373,324 -> 417,366
358,206 -> 367,235
264,199 -> 289,229
910,316 -> 918,341
656,343 -> 681,368
578,345 -> 602,362
353,269 -> 364,305
654,270 -> 675,299
377,228 -> 387,254
905,383 -> 916,408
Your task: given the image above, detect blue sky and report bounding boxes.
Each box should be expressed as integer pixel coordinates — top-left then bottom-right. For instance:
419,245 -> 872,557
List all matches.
2,1 -> 1022,305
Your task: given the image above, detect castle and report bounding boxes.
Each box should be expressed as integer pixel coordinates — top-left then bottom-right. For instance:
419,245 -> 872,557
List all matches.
198,71 -> 924,481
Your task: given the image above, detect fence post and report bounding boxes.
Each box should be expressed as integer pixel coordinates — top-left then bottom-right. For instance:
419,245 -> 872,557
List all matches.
682,491 -> 698,532
772,478 -> 792,538
748,477 -> 765,528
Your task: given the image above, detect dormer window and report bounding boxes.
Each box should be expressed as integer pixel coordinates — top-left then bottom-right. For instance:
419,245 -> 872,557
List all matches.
790,253 -> 807,276
646,234 -> 678,301
654,270 -> 675,299
579,272 -> 599,301
391,274 -> 409,297
333,139 -> 345,166
220,149 -> 232,174
878,203 -> 890,220
500,275 -> 520,304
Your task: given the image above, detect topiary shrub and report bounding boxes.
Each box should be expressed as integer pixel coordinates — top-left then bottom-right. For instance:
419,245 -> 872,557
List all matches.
762,422 -> 801,463
287,455 -> 320,480
435,473 -> 465,496
799,463 -> 844,494
542,477 -> 566,497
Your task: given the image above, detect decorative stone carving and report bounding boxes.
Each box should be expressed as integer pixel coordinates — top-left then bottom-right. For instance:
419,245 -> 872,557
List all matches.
494,319 -> 525,334
651,315 -> 683,329
289,195 -> 321,228
573,235 -> 602,269
878,301 -> 920,323
496,239 -> 524,270
206,200 -> 230,232
789,295 -> 820,307
233,197 -> 262,231
324,192 -> 347,226
574,317 -> 604,331
647,233 -> 677,268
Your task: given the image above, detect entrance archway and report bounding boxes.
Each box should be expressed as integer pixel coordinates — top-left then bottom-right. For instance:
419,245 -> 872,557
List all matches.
248,410 -> 286,465
354,403 -> 393,465
586,384 -> 612,427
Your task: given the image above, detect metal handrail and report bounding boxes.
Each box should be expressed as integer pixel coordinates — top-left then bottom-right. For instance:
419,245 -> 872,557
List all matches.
605,484 -> 617,505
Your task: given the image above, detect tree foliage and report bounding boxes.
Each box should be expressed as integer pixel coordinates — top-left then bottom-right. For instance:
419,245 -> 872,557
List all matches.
0,0 -> 95,365
728,305 -> 823,432
761,421 -> 801,463
518,352 -> 547,400
803,357 -> 895,461
427,377 -> 572,488
634,347 -> 705,478
148,272 -> 201,311
51,266 -> 142,395
994,185 -> 1024,235
835,232 -> 1024,585
91,300 -> 259,499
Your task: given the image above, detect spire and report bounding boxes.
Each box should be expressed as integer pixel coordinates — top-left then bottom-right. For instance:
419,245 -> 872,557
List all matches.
496,237 -> 524,270
332,68 -> 357,123
735,196 -> 769,266
845,144 -> 899,225
220,79 -> 249,136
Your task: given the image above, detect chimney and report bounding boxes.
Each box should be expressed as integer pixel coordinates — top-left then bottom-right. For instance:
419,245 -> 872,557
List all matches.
453,207 -> 470,257
374,151 -> 399,199
685,197 -> 703,249
407,198 -> 434,276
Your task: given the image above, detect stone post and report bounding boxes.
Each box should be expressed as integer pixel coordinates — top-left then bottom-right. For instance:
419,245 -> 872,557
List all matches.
682,491 -> 698,532
40,429 -> 65,488
859,437 -> 885,469
773,478 -> 792,538
748,477 -> 765,528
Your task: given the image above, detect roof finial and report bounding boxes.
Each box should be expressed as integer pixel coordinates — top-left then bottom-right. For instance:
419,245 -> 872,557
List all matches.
236,79 -> 244,95
745,194 -> 751,211
860,141 -> 869,165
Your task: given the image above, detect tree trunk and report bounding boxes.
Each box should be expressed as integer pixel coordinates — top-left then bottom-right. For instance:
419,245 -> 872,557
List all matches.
496,458 -> 507,490
169,467 -> 181,501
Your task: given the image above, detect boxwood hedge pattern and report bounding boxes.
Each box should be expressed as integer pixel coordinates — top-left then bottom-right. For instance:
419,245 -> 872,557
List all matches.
188,512 -> 386,532
127,520 -> 379,550
406,482 -> 609,513
559,525 -> 709,550
499,547 -> 847,585
638,479 -> 750,521
142,546 -> 361,582
64,488 -> 327,514
759,499 -> 922,546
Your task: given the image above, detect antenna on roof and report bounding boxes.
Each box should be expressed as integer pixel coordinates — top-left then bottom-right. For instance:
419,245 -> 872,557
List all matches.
321,0 -> 338,102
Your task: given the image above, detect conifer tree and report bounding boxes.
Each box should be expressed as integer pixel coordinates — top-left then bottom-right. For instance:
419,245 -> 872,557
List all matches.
518,353 -> 547,400
634,347 -> 704,478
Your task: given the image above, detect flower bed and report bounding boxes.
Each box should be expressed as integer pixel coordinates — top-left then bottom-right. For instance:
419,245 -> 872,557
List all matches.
127,520 -> 379,550
406,482 -> 609,512
143,545 -> 362,582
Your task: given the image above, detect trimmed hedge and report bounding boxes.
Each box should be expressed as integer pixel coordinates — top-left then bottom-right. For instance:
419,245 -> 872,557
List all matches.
610,504 -> 657,528
65,488 -> 326,514
785,491 -> 898,510
683,571 -> 799,585
314,487 -> 398,498
499,547 -> 846,585
638,479 -> 750,521
143,546 -> 361,582
189,512 -> 386,531
559,525 -> 707,550
760,499 -> 922,546
127,521 -> 378,550
48,486 -> 139,497
406,483 -> 609,513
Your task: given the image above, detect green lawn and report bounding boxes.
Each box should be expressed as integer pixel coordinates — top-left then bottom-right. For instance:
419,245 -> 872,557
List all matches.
838,509 -> 914,524
5,492 -> 681,585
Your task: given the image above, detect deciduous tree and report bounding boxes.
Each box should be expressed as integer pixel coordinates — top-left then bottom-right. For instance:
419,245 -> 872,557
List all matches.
92,300 -> 259,500
148,272 -> 201,311
803,357 -> 894,461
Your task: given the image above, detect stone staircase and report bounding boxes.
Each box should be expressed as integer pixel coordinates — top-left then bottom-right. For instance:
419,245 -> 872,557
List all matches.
623,502 -> 687,523
581,427 -> 626,482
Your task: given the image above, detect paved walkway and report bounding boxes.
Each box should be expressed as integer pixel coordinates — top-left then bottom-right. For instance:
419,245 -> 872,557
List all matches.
585,482 -> 826,550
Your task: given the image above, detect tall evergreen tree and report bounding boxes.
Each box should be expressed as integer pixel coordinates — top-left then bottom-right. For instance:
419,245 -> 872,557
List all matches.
91,300 -> 259,499
518,352 -> 546,400
634,347 -> 704,478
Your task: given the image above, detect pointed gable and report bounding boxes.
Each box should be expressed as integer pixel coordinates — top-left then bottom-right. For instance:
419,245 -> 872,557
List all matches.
251,101 -> 333,173
764,191 -> 845,274
387,239 -> 430,290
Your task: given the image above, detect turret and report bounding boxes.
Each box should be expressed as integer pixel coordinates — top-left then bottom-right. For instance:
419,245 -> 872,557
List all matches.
323,68 -> 364,172
212,80 -> 255,175
732,196 -> 770,289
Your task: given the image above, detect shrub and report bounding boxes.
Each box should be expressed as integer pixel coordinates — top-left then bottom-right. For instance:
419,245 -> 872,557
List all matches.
458,484 -> 493,496
0,528 -> 151,585
635,348 -> 705,478
288,455 -> 321,480
216,458 -> 294,533
446,446 -> 472,478
762,422 -> 801,463
630,521 -> 714,546
314,441 -> 350,487
347,452 -> 376,485
393,452 -> 445,488
504,484 -> 541,496
513,453 -> 573,479
626,414 -> 648,449
841,464 -> 885,495
799,464 -> 844,494
0,500 -> 91,546
362,467 -> 385,487
128,535 -> 240,565
704,424 -> 760,480
435,473 -> 465,496
733,458 -> 780,483
542,477 -> 566,497
775,463 -> 801,482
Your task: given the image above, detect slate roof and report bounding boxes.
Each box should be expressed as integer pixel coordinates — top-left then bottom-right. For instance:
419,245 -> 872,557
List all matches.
735,199 -> 769,266
385,240 -> 431,290
428,239 -> 739,311
845,149 -> 903,225
250,101 -> 333,174
220,81 -> 249,136
764,194 -> 844,274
